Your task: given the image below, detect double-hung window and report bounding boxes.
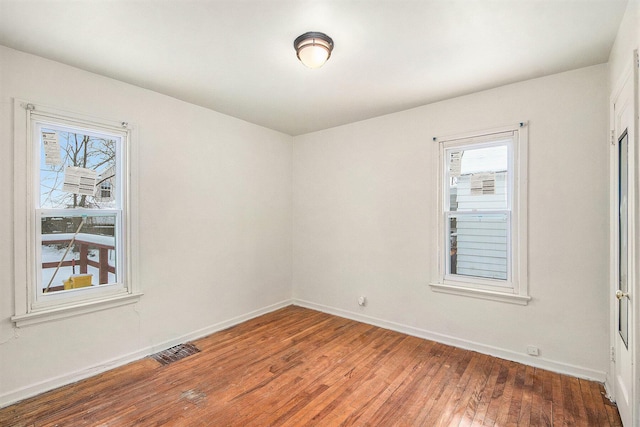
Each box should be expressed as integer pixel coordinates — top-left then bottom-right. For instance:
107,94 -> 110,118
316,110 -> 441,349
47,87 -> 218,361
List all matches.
12,101 -> 141,326
430,123 -> 529,305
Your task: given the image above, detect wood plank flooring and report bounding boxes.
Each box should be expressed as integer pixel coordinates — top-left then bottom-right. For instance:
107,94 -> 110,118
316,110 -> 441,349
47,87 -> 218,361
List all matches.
0,306 -> 622,426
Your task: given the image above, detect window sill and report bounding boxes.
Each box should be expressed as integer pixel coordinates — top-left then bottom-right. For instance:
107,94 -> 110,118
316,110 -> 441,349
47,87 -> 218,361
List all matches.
429,282 -> 530,305
11,292 -> 143,327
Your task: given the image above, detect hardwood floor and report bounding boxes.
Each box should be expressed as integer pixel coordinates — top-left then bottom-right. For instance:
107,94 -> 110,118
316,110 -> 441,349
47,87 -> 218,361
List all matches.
0,306 -> 622,426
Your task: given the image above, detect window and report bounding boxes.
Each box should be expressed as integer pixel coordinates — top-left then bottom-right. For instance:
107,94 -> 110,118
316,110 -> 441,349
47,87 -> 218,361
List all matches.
430,123 -> 529,305
12,101 -> 141,326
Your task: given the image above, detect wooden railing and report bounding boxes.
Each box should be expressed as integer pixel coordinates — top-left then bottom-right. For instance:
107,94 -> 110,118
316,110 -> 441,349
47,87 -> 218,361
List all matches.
42,236 -> 115,288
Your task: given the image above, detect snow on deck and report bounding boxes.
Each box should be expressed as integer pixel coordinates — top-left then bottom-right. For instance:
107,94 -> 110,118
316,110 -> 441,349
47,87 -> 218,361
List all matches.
42,233 -> 115,247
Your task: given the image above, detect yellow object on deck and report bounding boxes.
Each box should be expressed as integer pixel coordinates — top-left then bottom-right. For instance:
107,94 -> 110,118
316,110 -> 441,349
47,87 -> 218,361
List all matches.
63,274 -> 93,290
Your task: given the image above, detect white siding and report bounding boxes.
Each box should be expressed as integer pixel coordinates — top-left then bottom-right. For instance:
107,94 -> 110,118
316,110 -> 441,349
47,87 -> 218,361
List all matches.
452,172 -> 508,280
455,215 -> 508,279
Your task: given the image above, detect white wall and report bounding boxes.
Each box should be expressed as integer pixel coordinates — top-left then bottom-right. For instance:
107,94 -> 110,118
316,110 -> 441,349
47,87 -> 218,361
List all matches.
293,64 -> 610,379
0,46 -> 293,406
608,0 -> 639,91
0,35 -> 619,406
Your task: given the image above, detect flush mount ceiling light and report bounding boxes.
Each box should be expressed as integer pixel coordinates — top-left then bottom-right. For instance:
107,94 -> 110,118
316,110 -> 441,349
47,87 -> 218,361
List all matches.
294,32 -> 334,69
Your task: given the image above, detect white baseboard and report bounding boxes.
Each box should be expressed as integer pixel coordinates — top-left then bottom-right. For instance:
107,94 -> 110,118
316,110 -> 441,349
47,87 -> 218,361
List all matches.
0,299 -> 293,409
2,298 -> 607,409
293,299 -> 608,383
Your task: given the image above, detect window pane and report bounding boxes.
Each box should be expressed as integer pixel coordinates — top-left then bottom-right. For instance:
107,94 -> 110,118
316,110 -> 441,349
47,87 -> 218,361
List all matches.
40,128 -> 117,209
448,145 -> 508,211
619,131 -> 629,347
41,214 -> 117,293
448,213 -> 508,280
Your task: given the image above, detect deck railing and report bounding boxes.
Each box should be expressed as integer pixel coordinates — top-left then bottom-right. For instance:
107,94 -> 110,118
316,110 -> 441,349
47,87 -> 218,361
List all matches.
42,233 -> 115,290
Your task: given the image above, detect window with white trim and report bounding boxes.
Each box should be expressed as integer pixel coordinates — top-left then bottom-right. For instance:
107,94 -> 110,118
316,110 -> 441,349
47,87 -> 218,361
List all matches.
12,101 -> 141,326
430,123 -> 529,305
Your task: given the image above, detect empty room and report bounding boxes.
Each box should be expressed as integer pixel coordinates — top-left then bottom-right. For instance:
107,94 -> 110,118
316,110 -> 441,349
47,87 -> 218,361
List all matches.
1,0 -> 639,425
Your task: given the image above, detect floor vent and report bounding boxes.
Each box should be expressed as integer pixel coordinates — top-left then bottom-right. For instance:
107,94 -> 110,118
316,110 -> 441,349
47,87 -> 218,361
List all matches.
151,343 -> 200,365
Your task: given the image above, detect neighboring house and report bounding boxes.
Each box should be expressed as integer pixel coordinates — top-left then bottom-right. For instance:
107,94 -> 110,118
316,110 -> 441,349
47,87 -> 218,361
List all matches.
95,165 -> 115,204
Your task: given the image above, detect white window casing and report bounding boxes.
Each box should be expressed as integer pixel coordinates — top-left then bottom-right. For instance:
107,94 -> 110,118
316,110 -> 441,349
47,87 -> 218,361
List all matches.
430,122 -> 530,305
12,100 -> 141,327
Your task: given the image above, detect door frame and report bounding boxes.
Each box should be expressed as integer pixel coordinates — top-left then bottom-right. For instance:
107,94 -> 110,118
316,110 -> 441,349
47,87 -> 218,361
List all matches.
608,51 -> 639,427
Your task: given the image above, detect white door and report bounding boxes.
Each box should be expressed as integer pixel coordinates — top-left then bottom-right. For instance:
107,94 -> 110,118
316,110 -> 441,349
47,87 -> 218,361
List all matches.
612,62 -> 636,427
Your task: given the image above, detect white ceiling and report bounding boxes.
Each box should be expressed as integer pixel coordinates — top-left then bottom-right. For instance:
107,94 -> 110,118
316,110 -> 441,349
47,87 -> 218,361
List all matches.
0,0 -> 628,136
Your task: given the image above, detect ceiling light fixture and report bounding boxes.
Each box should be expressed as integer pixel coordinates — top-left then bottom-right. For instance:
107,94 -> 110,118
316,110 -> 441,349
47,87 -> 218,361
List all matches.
294,32 -> 334,69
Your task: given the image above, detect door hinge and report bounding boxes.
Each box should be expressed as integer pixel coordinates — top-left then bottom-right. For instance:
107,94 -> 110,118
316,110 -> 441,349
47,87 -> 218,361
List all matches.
611,346 -> 616,362
611,129 -> 616,146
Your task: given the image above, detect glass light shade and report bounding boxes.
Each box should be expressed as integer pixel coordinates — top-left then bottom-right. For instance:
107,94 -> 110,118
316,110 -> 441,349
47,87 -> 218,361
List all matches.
298,44 -> 330,68
294,32 -> 334,69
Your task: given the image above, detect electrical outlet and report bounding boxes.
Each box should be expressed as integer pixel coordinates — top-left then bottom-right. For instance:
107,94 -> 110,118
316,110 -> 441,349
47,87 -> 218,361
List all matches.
358,296 -> 367,306
526,346 -> 539,356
